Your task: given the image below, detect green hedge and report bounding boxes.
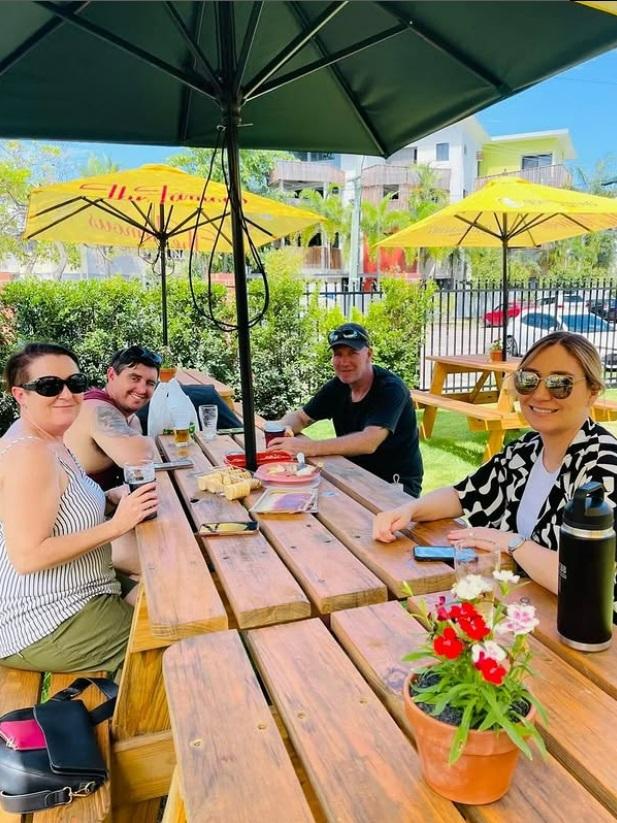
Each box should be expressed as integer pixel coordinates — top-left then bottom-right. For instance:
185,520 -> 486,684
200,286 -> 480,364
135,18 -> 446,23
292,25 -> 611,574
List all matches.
0,270 -> 434,434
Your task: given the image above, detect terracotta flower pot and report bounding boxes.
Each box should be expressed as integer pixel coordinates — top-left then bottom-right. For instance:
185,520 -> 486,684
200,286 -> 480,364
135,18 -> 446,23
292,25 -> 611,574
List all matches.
489,349 -> 504,362
403,673 -> 534,804
159,366 -> 177,383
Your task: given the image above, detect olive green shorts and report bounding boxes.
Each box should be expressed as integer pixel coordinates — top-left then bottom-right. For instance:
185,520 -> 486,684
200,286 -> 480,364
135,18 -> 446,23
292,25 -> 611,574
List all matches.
0,594 -> 133,674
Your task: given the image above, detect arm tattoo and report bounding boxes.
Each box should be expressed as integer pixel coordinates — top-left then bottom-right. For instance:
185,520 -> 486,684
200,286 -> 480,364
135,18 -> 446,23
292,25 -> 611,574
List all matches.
95,405 -> 140,437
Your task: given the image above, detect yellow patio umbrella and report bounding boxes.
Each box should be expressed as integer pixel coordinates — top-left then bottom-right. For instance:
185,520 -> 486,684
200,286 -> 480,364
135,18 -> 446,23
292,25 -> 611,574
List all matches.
379,176 -> 617,356
24,163 -> 320,343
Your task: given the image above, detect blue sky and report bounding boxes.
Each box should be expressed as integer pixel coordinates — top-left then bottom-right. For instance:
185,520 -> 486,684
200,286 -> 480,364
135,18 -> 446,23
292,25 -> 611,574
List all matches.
13,45 -> 617,179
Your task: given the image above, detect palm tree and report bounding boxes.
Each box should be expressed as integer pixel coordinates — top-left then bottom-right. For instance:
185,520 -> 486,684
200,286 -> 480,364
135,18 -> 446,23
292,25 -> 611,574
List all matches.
406,164 -> 450,279
298,185 -> 351,271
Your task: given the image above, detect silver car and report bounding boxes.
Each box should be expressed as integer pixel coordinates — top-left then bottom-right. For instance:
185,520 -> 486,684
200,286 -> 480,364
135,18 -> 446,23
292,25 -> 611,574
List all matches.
506,309 -> 617,369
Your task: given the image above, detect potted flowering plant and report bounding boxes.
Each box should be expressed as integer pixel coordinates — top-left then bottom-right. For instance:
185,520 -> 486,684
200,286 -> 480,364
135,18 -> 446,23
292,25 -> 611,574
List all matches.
488,339 -> 504,361
403,570 -> 546,805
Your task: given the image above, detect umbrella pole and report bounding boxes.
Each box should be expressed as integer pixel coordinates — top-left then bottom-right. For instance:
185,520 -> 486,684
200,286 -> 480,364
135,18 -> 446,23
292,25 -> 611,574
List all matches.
224,113 -> 258,472
501,217 -> 508,361
160,205 -> 169,348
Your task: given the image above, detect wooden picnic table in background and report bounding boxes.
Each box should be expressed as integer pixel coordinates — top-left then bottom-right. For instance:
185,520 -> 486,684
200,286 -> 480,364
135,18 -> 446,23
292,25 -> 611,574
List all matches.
175,367 -> 235,410
412,353 -> 617,461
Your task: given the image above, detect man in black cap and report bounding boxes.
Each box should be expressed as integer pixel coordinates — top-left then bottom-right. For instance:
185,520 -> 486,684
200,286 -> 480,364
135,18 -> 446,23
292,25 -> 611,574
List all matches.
267,322 -> 423,497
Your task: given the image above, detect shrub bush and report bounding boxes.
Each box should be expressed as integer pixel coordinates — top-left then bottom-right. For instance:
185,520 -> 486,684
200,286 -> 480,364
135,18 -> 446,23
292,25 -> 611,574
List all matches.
0,273 -> 433,433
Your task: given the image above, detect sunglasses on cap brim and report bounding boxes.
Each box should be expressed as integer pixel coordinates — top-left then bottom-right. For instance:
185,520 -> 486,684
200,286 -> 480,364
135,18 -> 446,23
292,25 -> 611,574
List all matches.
513,370 -> 586,399
328,328 -> 370,346
114,346 -> 163,368
19,373 -> 89,397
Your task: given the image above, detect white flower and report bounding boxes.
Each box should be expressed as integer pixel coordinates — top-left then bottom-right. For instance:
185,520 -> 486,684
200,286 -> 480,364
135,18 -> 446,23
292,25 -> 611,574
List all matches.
493,570 -> 520,583
472,640 -> 507,663
495,603 -> 539,636
451,574 -> 493,601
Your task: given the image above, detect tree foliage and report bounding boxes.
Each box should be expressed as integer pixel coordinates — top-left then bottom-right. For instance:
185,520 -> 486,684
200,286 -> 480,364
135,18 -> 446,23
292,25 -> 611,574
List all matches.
168,147 -> 294,194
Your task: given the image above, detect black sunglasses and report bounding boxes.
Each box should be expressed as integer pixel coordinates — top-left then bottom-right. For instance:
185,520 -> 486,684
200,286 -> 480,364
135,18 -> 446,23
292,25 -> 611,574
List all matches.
19,372 -> 89,397
514,370 -> 586,399
328,328 -> 370,346
113,346 -> 163,369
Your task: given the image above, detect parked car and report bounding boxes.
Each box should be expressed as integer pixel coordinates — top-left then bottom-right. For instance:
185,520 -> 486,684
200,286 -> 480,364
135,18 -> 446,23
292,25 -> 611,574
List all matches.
535,291 -> 586,310
588,299 -> 617,324
506,309 -> 617,369
483,301 -> 524,327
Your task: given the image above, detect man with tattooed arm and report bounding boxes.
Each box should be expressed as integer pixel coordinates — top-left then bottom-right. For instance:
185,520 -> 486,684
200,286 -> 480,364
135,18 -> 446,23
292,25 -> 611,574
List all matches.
65,345 -> 160,491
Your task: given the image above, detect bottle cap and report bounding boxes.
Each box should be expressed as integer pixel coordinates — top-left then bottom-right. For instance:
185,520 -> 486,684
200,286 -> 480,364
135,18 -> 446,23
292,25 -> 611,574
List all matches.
564,481 -> 614,531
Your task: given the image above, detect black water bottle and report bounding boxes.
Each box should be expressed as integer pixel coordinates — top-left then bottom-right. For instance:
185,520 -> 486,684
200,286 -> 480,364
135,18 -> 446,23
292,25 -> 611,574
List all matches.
558,481 -> 615,652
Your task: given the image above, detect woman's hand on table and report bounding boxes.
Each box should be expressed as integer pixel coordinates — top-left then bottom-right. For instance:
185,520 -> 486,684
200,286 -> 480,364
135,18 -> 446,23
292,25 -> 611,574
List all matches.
111,482 -> 158,535
373,503 -> 415,543
447,525 -> 511,554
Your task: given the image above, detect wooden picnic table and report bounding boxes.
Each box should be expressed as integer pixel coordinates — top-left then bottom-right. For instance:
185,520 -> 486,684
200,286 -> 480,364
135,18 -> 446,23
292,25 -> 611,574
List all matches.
175,367 -> 235,411
109,428 -> 465,820
162,578 -> 617,822
414,353 -> 617,461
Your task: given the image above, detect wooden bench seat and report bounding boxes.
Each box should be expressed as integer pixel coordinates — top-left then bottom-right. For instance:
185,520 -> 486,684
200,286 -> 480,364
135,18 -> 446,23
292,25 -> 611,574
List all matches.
410,389 -> 519,431
0,667 -> 112,823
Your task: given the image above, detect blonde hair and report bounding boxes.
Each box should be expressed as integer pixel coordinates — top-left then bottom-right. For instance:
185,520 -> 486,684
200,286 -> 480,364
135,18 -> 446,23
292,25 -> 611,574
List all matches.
519,331 -> 604,393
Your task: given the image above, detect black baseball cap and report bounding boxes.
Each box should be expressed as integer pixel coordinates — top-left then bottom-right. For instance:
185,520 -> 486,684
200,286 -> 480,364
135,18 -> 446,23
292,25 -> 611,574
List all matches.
327,323 -> 372,351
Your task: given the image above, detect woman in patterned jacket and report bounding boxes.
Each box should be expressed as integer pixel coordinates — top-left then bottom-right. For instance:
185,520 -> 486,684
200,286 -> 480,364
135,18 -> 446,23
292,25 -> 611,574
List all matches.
0,343 -> 157,672
374,332 -> 617,615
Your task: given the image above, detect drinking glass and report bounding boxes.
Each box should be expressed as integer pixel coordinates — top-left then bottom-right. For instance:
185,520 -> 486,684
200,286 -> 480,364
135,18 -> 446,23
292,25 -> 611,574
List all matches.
198,404 -> 218,441
263,420 -> 286,447
123,459 -> 157,521
454,542 -> 500,622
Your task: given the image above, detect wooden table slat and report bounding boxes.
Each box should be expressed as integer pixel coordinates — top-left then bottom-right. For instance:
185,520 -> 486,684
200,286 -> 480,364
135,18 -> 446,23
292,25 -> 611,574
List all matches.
136,470 -> 227,640
159,436 -> 311,629
247,618 -> 463,823
317,478 -> 455,596
163,632 -> 314,823
331,601 -> 615,823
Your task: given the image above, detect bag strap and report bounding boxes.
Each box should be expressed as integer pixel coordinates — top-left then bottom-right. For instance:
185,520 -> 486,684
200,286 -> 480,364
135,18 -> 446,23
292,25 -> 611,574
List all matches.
49,677 -> 118,726
1,782 -> 97,813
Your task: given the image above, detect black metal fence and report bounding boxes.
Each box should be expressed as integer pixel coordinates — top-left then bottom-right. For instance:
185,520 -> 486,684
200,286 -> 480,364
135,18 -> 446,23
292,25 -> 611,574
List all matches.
302,278 -> 617,390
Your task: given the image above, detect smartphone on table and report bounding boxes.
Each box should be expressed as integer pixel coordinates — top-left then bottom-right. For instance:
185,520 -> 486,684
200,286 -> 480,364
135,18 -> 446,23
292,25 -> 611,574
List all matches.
199,521 -> 259,536
413,546 -> 477,563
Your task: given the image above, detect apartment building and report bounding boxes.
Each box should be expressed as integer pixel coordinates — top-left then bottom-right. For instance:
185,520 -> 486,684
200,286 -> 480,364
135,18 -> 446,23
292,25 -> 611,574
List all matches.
271,116 -> 576,284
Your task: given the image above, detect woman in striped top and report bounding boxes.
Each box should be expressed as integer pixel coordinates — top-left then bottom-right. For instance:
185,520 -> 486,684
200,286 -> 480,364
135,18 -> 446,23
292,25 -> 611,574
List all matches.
0,343 -> 158,672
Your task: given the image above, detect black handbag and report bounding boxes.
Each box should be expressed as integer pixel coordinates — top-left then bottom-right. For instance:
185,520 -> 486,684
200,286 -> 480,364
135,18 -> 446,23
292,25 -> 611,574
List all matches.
0,676 -> 117,814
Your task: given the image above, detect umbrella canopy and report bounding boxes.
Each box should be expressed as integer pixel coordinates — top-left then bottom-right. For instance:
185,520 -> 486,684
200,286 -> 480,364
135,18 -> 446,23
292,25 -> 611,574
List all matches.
3,0 -> 617,467
379,177 -> 617,355
2,2 -> 617,155
24,164 -> 320,252
24,163 -> 320,346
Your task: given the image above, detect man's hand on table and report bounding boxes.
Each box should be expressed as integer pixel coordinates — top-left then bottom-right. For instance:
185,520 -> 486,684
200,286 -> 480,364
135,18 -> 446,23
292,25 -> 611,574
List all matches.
267,434 -> 316,456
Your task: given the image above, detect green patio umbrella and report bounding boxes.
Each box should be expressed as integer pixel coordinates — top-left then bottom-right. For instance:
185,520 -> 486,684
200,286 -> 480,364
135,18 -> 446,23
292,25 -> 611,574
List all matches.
1,0 -> 616,467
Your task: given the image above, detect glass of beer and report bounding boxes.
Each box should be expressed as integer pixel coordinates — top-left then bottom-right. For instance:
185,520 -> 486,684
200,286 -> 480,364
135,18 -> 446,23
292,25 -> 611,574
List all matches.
123,460 -> 157,521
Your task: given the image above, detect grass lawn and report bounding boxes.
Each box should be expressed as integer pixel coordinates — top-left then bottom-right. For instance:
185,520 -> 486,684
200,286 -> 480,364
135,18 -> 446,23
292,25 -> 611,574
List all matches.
304,388 -> 617,495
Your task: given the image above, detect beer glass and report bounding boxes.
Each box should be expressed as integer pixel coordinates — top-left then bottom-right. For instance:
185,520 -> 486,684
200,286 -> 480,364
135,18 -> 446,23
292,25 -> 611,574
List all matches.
123,460 -> 157,521
198,404 -> 218,441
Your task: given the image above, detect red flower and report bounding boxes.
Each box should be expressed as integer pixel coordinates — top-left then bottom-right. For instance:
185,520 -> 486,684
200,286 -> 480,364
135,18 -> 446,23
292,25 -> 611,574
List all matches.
433,627 -> 465,660
457,603 -> 490,641
436,596 -> 450,620
474,653 -> 507,685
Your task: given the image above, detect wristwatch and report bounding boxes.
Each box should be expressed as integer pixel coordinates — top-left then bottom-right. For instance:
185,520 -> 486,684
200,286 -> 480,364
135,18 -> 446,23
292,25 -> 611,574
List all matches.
507,534 -> 526,556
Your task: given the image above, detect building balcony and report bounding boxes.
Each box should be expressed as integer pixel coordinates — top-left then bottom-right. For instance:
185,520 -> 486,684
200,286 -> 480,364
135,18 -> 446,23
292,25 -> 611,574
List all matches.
270,160 -> 345,187
474,164 -> 572,189
301,246 -> 343,272
361,164 -> 450,189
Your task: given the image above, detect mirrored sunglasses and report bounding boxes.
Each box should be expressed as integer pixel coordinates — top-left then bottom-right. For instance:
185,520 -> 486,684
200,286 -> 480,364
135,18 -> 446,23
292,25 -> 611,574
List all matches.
19,373 -> 89,397
328,328 -> 370,346
514,370 -> 586,399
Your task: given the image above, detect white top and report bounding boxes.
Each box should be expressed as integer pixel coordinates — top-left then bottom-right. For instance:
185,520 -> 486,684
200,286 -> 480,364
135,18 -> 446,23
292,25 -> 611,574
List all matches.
516,451 -> 560,539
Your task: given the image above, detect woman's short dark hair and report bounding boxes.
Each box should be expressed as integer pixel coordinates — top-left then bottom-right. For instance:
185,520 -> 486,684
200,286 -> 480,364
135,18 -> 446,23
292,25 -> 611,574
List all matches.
3,343 -> 80,390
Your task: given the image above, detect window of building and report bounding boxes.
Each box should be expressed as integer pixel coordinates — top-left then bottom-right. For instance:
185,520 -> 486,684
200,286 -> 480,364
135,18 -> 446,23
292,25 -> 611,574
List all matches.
436,142 -> 449,162
410,147 -> 418,164
383,184 -> 400,200
521,153 -> 552,169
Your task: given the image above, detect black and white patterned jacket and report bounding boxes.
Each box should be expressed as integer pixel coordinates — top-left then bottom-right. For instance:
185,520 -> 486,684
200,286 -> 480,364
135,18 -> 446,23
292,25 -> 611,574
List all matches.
454,418 -> 617,552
